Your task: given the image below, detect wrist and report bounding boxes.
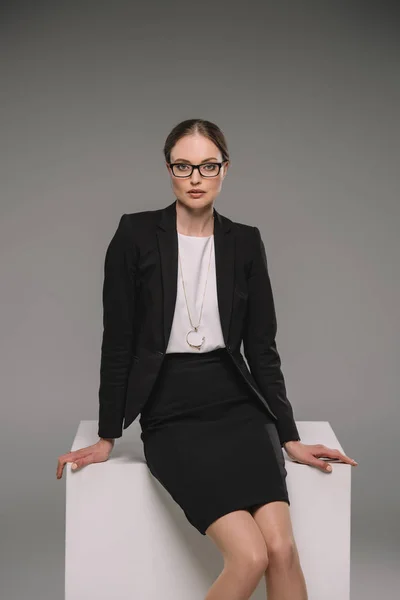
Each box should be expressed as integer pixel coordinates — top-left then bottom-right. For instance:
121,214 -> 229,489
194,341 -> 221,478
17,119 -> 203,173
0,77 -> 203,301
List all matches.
99,437 -> 115,446
283,439 -> 301,449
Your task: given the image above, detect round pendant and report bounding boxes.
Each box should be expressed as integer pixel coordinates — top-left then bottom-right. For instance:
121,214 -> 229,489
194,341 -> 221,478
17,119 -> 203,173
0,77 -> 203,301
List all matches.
186,327 -> 205,351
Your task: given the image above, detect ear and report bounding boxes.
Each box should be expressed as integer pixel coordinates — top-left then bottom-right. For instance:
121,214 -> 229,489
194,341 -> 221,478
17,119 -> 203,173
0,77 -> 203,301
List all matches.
222,161 -> 230,179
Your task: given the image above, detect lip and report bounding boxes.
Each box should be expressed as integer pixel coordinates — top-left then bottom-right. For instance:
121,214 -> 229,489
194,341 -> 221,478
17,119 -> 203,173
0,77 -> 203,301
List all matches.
188,190 -> 206,195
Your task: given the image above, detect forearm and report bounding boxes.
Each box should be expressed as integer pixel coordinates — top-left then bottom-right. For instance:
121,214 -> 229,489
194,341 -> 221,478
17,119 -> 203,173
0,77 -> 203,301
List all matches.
98,337 -> 133,438
243,225 -> 300,447
246,345 -> 300,445
97,214 -> 137,440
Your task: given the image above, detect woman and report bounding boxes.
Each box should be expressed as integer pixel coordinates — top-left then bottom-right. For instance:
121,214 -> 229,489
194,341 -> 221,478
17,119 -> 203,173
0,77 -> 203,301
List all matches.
57,119 -> 358,599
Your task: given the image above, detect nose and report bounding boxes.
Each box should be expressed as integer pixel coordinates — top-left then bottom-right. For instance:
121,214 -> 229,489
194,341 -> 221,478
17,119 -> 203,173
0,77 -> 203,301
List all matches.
190,167 -> 202,183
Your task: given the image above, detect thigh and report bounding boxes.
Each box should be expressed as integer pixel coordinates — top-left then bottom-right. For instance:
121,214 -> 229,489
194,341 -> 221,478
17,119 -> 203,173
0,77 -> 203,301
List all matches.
251,500 -> 295,548
205,509 -> 269,564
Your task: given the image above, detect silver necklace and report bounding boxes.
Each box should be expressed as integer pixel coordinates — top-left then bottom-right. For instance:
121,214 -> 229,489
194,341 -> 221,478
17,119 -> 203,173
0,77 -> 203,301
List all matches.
178,228 -> 214,351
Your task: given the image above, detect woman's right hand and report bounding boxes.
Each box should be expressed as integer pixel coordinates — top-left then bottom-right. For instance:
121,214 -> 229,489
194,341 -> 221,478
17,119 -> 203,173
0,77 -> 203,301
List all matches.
56,438 -> 115,479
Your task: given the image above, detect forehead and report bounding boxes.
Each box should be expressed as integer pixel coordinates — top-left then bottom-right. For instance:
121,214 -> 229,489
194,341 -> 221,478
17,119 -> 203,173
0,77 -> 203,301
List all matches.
170,133 -> 221,162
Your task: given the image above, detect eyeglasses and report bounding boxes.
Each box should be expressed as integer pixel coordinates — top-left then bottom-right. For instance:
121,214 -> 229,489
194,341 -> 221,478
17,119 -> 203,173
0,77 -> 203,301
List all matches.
169,160 -> 228,178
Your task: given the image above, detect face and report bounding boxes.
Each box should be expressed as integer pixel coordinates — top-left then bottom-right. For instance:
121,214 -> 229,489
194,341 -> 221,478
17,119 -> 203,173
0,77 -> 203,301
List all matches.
166,133 -> 229,210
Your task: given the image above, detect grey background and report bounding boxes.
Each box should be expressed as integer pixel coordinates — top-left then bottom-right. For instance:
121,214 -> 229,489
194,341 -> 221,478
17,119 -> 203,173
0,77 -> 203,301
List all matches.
1,1 -> 399,598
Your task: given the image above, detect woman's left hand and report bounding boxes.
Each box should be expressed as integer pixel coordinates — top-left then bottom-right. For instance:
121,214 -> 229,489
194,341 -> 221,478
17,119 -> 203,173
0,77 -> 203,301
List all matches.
283,441 -> 358,473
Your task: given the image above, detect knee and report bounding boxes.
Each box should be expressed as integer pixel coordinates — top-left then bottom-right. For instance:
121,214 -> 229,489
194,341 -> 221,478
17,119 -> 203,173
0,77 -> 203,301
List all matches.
234,548 -> 269,578
267,537 -> 296,569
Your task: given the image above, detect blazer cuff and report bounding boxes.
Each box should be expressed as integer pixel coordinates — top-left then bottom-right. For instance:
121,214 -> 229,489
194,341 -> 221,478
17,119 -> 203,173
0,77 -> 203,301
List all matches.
98,423 -> 123,439
275,420 -> 301,447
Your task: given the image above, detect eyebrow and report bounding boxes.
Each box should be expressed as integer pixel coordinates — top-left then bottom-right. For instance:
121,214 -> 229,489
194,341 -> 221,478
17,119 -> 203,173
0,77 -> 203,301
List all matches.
172,157 -> 219,163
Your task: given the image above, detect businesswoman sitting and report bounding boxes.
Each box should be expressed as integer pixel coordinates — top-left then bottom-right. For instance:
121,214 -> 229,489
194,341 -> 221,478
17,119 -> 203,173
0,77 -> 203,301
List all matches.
57,118 -> 357,600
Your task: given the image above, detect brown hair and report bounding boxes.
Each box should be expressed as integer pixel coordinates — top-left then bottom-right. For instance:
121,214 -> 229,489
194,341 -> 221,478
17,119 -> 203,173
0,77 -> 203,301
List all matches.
163,119 -> 230,164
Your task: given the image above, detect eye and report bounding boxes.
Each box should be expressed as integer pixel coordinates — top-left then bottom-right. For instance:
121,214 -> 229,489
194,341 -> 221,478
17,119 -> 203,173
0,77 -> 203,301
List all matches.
177,163 -> 190,171
203,163 -> 218,171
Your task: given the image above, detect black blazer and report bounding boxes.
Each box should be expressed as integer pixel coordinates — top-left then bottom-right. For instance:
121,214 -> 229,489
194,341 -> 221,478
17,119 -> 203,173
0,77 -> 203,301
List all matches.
98,199 -> 300,447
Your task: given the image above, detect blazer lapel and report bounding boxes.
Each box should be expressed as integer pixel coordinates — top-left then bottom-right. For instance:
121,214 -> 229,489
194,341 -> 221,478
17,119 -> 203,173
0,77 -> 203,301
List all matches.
156,202 -> 179,349
156,199 -> 234,349
214,204 -> 234,346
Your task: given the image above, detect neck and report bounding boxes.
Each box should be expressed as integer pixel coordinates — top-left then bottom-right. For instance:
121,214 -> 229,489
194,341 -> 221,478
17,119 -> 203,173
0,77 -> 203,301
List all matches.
176,199 -> 214,237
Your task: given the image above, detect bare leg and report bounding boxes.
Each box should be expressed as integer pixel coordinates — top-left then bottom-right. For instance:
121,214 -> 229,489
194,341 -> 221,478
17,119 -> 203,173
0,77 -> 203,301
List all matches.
251,501 -> 308,600
205,509 -> 269,600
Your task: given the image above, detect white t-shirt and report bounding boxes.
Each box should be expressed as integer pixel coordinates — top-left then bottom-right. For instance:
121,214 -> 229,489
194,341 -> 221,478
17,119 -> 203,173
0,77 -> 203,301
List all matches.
166,233 -> 226,353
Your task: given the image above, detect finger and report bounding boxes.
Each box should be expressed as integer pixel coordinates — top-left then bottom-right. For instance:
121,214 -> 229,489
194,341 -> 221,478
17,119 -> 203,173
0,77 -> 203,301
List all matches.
58,449 -> 92,469
316,448 -> 358,466
57,450 -> 92,478
309,458 -> 333,473
57,457 -> 68,479
338,452 -> 358,465
57,459 -> 68,479
332,451 -> 358,465
56,463 -> 63,479
60,448 -> 93,461
313,445 -> 337,458
71,455 -> 95,471
57,458 -> 72,478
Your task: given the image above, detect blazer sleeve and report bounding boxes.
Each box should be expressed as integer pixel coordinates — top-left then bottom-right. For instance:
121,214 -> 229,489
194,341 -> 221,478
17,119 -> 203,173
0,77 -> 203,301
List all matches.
242,226 -> 301,447
97,214 -> 137,439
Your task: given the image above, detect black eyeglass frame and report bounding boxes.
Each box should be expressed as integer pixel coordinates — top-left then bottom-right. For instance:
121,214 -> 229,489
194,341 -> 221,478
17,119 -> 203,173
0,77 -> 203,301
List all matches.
168,160 -> 229,178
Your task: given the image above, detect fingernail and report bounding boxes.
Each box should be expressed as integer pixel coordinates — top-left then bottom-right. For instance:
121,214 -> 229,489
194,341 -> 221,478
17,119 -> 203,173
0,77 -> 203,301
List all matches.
71,463 -> 78,470
326,464 -> 332,471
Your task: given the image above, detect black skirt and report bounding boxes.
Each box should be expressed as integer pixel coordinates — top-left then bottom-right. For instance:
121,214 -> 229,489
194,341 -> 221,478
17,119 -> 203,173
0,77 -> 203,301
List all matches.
139,348 -> 290,536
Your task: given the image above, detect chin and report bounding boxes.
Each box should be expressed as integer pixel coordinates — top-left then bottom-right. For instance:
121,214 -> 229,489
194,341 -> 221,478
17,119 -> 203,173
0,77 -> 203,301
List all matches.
177,195 -> 214,210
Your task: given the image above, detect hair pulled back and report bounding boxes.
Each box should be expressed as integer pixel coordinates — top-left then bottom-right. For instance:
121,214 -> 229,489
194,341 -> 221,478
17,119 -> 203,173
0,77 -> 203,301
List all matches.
163,119 -> 230,164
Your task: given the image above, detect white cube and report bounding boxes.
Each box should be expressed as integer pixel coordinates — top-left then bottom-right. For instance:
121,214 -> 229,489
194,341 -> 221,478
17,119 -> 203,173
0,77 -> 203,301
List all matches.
65,420 -> 351,599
